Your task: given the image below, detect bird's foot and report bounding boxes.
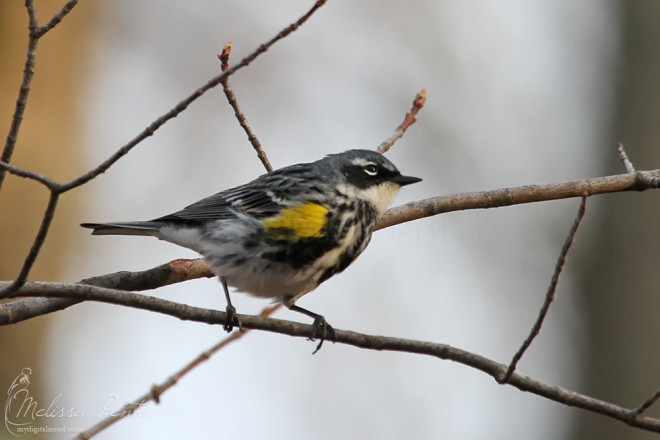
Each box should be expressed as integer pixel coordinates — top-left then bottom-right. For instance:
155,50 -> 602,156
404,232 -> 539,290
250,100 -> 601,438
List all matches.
309,316 -> 336,354
223,304 -> 243,333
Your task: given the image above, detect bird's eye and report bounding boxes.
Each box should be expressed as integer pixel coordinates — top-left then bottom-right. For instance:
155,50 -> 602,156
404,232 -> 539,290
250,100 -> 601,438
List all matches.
363,164 -> 378,176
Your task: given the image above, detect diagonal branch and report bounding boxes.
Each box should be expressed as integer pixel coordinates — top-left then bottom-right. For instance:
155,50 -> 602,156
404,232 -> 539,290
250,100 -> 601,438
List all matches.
218,42 -> 273,172
501,196 -> 587,383
0,160 -> 59,189
378,89 -> 426,154
0,192 -> 60,296
60,0 -> 325,192
631,388 -> 660,418
76,303 -> 282,440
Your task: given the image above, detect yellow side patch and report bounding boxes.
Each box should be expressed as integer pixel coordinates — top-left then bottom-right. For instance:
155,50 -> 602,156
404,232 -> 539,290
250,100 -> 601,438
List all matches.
261,202 -> 329,240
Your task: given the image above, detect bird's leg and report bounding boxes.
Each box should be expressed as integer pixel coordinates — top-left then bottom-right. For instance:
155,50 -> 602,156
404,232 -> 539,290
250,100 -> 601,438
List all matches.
220,277 -> 242,332
284,297 -> 336,354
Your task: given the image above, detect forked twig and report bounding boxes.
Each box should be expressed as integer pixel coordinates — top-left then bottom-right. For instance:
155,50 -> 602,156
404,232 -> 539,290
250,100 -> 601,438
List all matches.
0,0 -> 81,189
0,0 -> 327,296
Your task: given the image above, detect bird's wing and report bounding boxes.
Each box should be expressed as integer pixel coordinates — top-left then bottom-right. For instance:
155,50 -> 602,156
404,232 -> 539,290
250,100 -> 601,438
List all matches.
156,165 -> 318,223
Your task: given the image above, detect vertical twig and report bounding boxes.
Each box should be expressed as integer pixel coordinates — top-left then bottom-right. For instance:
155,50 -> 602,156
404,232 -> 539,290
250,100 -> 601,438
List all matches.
0,1 -> 39,189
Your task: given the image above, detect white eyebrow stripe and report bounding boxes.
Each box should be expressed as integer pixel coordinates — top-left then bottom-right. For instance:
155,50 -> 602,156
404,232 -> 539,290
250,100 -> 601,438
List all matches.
350,157 -> 376,167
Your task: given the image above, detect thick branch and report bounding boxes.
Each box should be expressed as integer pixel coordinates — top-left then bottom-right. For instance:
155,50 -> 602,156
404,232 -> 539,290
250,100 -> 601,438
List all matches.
0,259 -> 213,325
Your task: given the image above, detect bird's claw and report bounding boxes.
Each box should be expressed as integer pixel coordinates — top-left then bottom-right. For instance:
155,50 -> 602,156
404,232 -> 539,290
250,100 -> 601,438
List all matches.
309,316 -> 336,354
223,304 -> 243,333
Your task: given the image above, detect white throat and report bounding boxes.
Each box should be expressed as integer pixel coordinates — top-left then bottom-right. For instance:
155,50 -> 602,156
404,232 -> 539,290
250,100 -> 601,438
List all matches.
338,182 -> 401,215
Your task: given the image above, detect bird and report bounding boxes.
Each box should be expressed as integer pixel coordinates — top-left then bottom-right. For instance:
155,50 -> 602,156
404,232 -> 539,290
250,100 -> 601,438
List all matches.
81,149 -> 421,351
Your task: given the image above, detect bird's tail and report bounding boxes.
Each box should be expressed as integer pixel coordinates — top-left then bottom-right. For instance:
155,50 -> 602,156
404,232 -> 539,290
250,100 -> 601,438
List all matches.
80,221 -> 165,236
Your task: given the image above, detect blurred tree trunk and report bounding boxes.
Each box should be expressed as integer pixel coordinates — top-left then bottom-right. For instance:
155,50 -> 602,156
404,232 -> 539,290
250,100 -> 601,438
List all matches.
0,2 -> 96,433
572,2 -> 660,439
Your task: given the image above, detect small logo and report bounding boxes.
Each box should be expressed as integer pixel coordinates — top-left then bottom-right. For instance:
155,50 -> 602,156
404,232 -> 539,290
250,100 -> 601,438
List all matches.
5,367 -> 34,436
4,367 -> 149,436
4,367 -> 86,437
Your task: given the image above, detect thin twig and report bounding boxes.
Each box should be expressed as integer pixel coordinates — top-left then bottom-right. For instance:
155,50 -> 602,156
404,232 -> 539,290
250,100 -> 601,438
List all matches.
6,281 -> 660,433
24,0 -> 38,30
34,0 -> 79,37
377,89 -> 426,154
501,196 -> 587,383
615,144 -> 660,189
618,143 -> 635,173
0,0 -> 40,189
0,192 -> 60,296
0,160 -> 59,189
631,388 -> 660,418
218,42 -> 273,172
76,303 -> 282,440
60,0 -> 325,191
0,0 -> 80,188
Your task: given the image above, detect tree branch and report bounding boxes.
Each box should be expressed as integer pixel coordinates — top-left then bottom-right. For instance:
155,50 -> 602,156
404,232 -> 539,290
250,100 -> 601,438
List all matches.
0,259 -> 214,325
0,0 -> 39,189
76,303 -> 282,440
0,192 -> 60,295
501,196 -> 587,383
0,0 -> 327,291
218,42 -> 273,172
34,0 -> 80,37
59,0 -> 325,192
376,169 -> 660,230
378,89 -> 426,154
3,168 -> 660,319
5,280 -> 660,434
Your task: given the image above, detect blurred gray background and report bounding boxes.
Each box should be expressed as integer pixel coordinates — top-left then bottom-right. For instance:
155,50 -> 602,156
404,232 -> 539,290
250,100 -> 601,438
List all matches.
2,0 -> 660,439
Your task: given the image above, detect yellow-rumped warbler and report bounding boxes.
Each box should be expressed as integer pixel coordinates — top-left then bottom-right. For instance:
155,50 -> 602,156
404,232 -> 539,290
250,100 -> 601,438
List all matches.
81,149 -> 421,350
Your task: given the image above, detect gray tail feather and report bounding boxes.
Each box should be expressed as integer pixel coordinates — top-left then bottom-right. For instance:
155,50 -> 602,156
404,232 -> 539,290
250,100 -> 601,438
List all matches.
80,221 -> 164,236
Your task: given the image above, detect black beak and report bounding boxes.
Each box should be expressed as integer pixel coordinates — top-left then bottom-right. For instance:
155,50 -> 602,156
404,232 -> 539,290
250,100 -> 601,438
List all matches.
394,174 -> 422,186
